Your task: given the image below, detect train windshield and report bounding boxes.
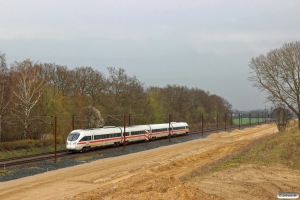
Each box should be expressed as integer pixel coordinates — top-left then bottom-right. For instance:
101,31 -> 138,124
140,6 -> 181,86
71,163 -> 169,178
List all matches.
67,132 -> 80,141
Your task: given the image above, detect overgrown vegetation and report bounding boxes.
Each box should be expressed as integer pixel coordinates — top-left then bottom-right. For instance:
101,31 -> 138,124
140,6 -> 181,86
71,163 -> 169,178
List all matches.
0,138 -> 65,159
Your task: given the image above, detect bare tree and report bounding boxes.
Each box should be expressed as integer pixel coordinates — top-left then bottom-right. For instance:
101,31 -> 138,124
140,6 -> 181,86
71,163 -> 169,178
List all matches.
10,60 -> 46,139
72,67 -> 107,105
42,63 -> 72,97
0,52 -> 10,141
249,41 -> 300,129
106,67 -> 147,115
84,106 -> 104,128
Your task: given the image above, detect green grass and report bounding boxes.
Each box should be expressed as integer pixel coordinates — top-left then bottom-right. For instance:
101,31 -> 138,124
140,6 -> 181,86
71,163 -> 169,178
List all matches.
232,118 -> 270,125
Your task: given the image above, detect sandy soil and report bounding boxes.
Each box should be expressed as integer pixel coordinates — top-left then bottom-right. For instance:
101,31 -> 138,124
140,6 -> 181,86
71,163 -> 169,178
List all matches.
0,124 -> 298,200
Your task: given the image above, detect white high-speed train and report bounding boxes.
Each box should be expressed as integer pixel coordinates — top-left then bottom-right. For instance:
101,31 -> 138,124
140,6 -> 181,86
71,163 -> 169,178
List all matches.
66,122 -> 189,152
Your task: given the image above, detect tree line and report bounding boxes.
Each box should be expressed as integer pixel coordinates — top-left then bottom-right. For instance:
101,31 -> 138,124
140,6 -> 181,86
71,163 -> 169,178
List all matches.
0,52 -> 232,142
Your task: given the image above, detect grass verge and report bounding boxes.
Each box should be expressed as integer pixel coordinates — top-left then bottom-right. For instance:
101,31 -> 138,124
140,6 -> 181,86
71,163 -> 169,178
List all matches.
185,128 -> 300,181
210,129 -> 300,172
0,145 -> 65,159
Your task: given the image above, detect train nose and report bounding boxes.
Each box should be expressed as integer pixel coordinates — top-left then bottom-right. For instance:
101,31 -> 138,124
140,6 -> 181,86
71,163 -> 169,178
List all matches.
66,141 -> 77,150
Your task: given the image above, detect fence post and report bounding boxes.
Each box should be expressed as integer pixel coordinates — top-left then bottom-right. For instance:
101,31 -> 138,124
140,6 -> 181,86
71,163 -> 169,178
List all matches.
123,114 -> 126,147
54,115 -> 57,163
169,113 -> 171,142
225,113 -> 227,132
128,114 -> 131,126
217,113 -> 219,128
202,113 -> 204,136
239,113 -> 241,129
249,113 -> 251,127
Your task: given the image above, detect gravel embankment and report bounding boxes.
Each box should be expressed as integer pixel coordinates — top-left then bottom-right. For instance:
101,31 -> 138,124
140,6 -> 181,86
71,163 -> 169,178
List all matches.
0,133 -> 210,182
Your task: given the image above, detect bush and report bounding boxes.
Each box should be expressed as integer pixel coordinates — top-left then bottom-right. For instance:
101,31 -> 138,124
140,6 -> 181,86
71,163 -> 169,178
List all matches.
0,140 -> 31,151
33,138 -> 54,148
0,138 -> 60,151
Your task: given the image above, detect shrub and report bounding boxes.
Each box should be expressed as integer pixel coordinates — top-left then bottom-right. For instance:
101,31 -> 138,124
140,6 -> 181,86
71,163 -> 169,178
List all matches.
0,138 -> 60,151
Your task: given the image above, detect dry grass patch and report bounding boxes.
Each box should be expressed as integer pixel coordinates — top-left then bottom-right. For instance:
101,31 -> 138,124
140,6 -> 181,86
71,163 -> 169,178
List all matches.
206,129 -> 300,174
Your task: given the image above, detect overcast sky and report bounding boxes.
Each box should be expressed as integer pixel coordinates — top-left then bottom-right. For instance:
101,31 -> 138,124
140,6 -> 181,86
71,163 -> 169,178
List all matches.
1,0 -> 300,111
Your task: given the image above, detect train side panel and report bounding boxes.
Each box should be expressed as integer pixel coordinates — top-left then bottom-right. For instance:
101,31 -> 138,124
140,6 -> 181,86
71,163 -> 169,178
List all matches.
148,123 -> 170,139
89,127 -> 122,148
171,122 -> 189,136
126,125 -> 151,142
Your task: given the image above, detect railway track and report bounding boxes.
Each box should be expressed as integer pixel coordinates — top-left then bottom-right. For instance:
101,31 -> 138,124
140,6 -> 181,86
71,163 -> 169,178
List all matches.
0,124 -> 257,169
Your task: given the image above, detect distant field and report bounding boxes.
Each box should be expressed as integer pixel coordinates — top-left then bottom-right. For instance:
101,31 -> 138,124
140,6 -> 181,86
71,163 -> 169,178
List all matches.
232,118 -> 269,125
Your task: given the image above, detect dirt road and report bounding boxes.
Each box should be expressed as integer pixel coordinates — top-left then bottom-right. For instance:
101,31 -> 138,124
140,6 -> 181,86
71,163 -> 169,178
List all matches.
1,124 -> 298,200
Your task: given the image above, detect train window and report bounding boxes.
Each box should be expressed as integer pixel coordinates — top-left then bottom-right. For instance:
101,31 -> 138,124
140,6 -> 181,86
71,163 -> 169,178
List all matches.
80,136 -> 87,142
132,131 -> 142,135
68,133 -> 80,141
87,136 -> 91,141
94,135 -> 100,140
173,127 -> 184,130
153,128 -> 166,132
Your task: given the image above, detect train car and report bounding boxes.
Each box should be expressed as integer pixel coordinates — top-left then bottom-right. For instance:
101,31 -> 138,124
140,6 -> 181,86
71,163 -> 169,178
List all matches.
66,122 -> 189,152
89,126 -> 123,148
125,124 -> 151,142
148,123 -> 169,139
148,122 -> 189,139
170,122 -> 189,136
66,126 -> 123,152
66,129 -> 92,152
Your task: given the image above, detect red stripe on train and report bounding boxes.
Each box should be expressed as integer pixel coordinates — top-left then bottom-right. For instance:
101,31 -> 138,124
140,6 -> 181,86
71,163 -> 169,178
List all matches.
77,142 -> 86,145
